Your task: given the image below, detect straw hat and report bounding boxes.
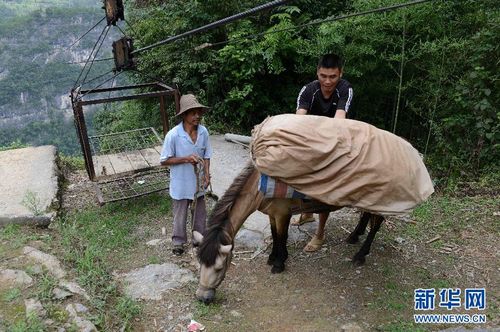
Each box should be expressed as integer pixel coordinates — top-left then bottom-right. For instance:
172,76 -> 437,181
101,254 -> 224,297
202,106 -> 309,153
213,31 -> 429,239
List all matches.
177,94 -> 210,117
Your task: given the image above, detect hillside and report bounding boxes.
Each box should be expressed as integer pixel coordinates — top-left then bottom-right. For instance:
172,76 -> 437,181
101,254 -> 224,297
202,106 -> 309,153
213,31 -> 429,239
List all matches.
0,0 -> 128,154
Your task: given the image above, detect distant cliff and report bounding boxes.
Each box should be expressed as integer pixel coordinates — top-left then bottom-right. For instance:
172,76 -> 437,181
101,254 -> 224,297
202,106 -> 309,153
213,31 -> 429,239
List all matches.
0,1 -> 128,153
0,3 -> 120,126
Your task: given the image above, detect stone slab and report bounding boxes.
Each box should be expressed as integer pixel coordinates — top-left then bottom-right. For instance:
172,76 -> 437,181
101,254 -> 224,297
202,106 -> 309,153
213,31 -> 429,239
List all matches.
0,145 -> 59,226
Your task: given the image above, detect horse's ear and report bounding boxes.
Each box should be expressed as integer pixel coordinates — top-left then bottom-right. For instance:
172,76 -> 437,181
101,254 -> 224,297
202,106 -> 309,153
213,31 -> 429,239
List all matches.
193,231 -> 204,244
219,244 -> 232,255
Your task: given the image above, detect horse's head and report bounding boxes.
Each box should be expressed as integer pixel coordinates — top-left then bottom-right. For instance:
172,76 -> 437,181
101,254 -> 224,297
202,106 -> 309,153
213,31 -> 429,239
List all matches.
194,227 -> 233,304
194,162 -> 258,303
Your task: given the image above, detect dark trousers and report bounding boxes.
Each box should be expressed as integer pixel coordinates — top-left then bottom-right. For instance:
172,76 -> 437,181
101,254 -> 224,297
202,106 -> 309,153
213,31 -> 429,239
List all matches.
172,196 -> 207,246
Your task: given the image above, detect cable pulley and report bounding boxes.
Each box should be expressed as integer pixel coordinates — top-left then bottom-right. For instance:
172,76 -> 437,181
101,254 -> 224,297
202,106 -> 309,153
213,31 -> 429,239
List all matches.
103,0 -> 124,26
112,37 -> 135,71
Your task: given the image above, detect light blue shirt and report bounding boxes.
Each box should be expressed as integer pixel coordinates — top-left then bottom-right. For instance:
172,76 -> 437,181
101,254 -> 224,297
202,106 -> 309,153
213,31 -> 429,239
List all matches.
160,123 -> 212,200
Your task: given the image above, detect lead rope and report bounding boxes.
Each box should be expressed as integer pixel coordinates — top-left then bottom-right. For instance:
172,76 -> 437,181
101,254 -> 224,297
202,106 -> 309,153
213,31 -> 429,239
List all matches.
191,159 -> 206,234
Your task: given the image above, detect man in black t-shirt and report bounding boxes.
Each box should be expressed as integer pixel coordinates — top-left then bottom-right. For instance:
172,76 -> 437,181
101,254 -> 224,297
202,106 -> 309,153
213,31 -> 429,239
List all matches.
292,53 -> 354,252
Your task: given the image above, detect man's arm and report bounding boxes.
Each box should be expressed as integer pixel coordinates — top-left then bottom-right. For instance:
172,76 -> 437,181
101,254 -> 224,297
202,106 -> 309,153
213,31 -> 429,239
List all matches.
161,155 -> 199,166
296,84 -> 311,115
334,109 -> 346,118
336,84 -> 353,119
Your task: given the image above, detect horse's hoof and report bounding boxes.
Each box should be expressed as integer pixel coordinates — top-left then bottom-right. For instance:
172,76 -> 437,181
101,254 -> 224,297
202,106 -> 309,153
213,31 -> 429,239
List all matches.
346,235 -> 359,244
352,254 -> 366,266
271,264 -> 285,274
267,256 -> 275,266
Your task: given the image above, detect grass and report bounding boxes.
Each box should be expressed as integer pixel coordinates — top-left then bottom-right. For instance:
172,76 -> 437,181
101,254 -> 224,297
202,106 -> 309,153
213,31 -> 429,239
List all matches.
21,190 -> 44,216
0,224 -> 43,249
36,272 -> 58,302
0,191 -> 166,330
58,154 -> 85,171
2,288 -> 21,302
8,313 -> 46,332
51,192 -> 170,330
115,296 -> 142,329
148,255 -> 162,264
194,299 -> 223,318
1,174 -> 496,331
408,195 -> 499,241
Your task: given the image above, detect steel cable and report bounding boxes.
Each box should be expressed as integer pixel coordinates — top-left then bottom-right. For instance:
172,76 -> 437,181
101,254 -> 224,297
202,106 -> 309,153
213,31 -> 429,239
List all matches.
73,25 -> 109,89
131,0 -> 293,55
81,25 -> 111,86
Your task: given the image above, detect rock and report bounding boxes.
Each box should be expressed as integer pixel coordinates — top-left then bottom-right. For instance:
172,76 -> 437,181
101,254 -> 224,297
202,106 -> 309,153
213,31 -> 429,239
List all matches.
28,264 -> 44,275
395,236 -> 405,244
116,263 -> 196,300
25,298 -> 46,318
0,269 -> 33,286
72,303 -> 89,314
66,304 -> 97,332
230,310 -> 242,317
23,246 -> 66,279
234,229 -> 264,249
146,239 -> 167,246
53,287 -> 73,300
341,322 -> 362,332
59,280 -> 90,300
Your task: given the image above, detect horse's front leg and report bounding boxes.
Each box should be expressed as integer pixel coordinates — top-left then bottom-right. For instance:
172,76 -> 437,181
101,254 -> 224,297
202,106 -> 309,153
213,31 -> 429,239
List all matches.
267,214 -> 290,274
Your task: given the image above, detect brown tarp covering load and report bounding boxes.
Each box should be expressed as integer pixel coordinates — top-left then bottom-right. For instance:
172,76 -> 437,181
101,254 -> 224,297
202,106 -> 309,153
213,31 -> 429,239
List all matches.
251,114 -> 434,216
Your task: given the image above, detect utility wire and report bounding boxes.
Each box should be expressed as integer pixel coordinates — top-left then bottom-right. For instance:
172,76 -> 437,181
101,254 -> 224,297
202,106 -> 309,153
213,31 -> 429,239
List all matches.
207,0 -> 435,49
129,0 -> 435,66
74,0 -> 434,90
79,70 -> 124,100
73,25 -> 109,89
124,19 -> 140,40
65,20 -> 137,65
81,69 -> 115,87
68,17 -> 106,49
116,23 -> 128,38
131,0 -> 293,55
67,57 -> 114,65
81,25 -> 111,86
130,68 -> 168,85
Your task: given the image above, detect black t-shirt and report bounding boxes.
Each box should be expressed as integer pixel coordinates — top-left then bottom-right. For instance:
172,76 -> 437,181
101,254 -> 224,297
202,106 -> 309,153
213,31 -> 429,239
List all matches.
296,79 -> 353,118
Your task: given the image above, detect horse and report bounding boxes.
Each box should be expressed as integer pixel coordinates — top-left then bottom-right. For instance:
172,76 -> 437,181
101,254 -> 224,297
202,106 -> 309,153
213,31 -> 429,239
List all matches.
194,162 -> 385,304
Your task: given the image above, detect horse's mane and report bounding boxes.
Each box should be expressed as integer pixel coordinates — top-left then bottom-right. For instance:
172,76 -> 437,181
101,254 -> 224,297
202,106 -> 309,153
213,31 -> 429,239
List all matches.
198,161 -> 256,266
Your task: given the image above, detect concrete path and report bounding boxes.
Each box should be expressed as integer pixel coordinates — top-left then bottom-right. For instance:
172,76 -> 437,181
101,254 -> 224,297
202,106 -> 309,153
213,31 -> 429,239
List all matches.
0,145 -> 59,226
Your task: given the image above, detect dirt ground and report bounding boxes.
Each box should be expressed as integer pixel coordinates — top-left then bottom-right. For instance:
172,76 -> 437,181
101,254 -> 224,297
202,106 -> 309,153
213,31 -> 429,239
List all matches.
59,170 -> 499,332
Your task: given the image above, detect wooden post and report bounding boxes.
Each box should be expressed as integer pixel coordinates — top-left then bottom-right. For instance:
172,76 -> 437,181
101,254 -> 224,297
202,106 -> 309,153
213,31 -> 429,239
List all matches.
174,89 -> 180,117
159,95 -> 168,137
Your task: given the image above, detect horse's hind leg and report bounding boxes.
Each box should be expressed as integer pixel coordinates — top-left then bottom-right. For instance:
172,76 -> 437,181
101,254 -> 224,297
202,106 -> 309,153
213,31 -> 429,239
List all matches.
268,215 -> 290,274
267,216 -> 278,266
346,212 -> 370,244
352,214 -> 384,266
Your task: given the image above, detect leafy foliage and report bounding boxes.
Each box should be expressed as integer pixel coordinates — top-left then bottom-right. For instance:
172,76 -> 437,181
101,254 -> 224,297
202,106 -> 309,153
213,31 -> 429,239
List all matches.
119,0 -> 499,182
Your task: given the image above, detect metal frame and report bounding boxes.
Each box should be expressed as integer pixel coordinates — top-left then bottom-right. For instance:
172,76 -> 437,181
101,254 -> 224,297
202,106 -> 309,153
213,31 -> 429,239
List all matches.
70,82 -> 179,181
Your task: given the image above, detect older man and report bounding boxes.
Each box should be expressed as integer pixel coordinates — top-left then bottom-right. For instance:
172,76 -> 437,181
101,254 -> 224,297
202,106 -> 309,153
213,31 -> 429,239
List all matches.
160,94 -> 212,256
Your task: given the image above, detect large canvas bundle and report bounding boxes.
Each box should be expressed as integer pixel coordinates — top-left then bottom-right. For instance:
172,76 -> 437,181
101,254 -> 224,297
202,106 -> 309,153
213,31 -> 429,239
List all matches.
251,114 -> 434,216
